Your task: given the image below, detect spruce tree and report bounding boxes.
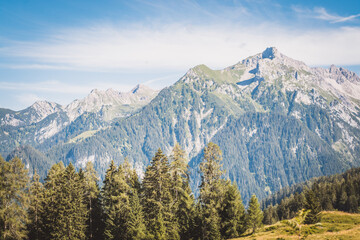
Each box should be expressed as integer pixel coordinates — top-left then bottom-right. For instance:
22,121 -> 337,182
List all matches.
102,161 -> 135,240
28,170 -> 44,240
52,163 -> 87,240
263,205 -> 278,225
126,190 -> 147,240
170,143 -> 195,240
199,142 -> 224,240
83,162 -> 103,240
123,158 -> 141,192
304,189 -> 321,224
142,148 -> 179,240
122,159 -> 147,240
41,162 -> 66,239
0,156 -> 29,240
247,194 -> 263,234
220,181 -> 246,238
41,162 -> 87,240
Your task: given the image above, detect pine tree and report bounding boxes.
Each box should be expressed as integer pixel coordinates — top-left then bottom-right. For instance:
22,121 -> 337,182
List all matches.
263,205 -> 278,225
122,159 -> 147,240
220,181 -> 246,238
199,142 -> 224,240
126,190 -> 147,240
83,162 -> 103,240
52,163 -> 87,240
247,194 -> 263,234
142,148 -> 179,240
304,189 -> 321,224
123,158 -> 141,192
170,143 -> 195,240
0,156 -> 29,240
41,162 -> 66,239
41,163 -> 87,240
27,170 -> 44,240
102,161 -> 134,240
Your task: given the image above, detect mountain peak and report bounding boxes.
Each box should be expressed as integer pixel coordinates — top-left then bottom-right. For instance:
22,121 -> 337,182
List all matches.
261,47 -> 280,60
328,64 -> 360,84
131,84 -> 154,94
30,100 -> 59,110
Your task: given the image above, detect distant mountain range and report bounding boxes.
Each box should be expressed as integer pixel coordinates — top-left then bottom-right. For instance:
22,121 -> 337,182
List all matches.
1,47 -> 360,203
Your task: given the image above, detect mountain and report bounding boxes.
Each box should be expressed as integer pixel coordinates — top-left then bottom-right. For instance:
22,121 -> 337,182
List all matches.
0,85 -> 159,159
6,145 -> 54,181
65,84 -> 158,121
2,47 -> 360,202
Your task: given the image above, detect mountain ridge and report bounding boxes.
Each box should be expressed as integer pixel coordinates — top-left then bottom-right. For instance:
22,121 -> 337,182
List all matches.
2,47 -> 360,203
0,85 -> 158,157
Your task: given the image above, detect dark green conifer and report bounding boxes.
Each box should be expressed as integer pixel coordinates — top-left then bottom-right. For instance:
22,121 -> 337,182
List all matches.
263,205 -> 278,225
41,162 -> 66,239
83,162 -> 103,240
52,163 -> 87,240
27,170 -> 44,240
304,189 -> 321,224
122,158 -> 147,240
247,194 -> 263,234
123,158 -> 141,192
142,148 -> 179,240
0,156 -> 29,240
170,143 -> 196,240
126,190 -> 147,240
41,162 -> 87,240
220,181 -> 246,238
199,142 -> 224,240
102,161 -> 132,240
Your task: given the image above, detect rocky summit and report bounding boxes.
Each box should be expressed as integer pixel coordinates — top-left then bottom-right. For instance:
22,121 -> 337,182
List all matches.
1,47 -> 360,203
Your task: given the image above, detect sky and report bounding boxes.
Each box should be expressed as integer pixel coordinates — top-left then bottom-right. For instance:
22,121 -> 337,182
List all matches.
1,0 -> 360,110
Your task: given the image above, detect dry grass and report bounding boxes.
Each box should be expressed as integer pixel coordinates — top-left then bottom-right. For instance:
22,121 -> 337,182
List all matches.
231,211 -> 360,240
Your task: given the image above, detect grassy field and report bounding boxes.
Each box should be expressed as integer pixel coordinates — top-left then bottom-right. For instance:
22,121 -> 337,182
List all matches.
232,211 -> 360,240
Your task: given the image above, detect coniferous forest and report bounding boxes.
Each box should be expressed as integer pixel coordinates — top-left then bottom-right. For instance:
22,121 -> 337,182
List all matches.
3,141 -> 360,239
0,142 -> 264,240
262,167 -> 360,225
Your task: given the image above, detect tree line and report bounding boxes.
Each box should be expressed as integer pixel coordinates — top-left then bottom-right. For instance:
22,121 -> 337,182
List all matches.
0,142 -> 264,240
262,167 -> 360,225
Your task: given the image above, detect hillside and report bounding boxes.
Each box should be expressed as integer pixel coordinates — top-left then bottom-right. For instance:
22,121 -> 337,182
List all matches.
233,211 -> 360,240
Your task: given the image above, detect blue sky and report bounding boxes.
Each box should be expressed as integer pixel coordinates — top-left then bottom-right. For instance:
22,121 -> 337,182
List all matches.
1,0 -> 360,110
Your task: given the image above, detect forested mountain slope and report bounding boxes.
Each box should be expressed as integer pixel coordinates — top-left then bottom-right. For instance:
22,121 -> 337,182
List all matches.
2,47 -> 360,203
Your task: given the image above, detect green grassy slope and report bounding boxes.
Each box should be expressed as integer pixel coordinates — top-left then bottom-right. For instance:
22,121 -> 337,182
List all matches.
232,211 -> 360,240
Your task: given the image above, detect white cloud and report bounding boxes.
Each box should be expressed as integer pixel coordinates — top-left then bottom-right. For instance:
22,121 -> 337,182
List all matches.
1,22 -> 360,72
314,7 -> 360,23
292,6 -> 360,24
0,80 -> 135,95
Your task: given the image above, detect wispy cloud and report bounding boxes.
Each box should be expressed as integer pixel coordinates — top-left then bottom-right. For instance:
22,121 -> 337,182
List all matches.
1,22 -> 360,71
0,80 -> 135,95
314,7 -> 360,23
293,6 -> 360,24
0,64 -> 75,70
